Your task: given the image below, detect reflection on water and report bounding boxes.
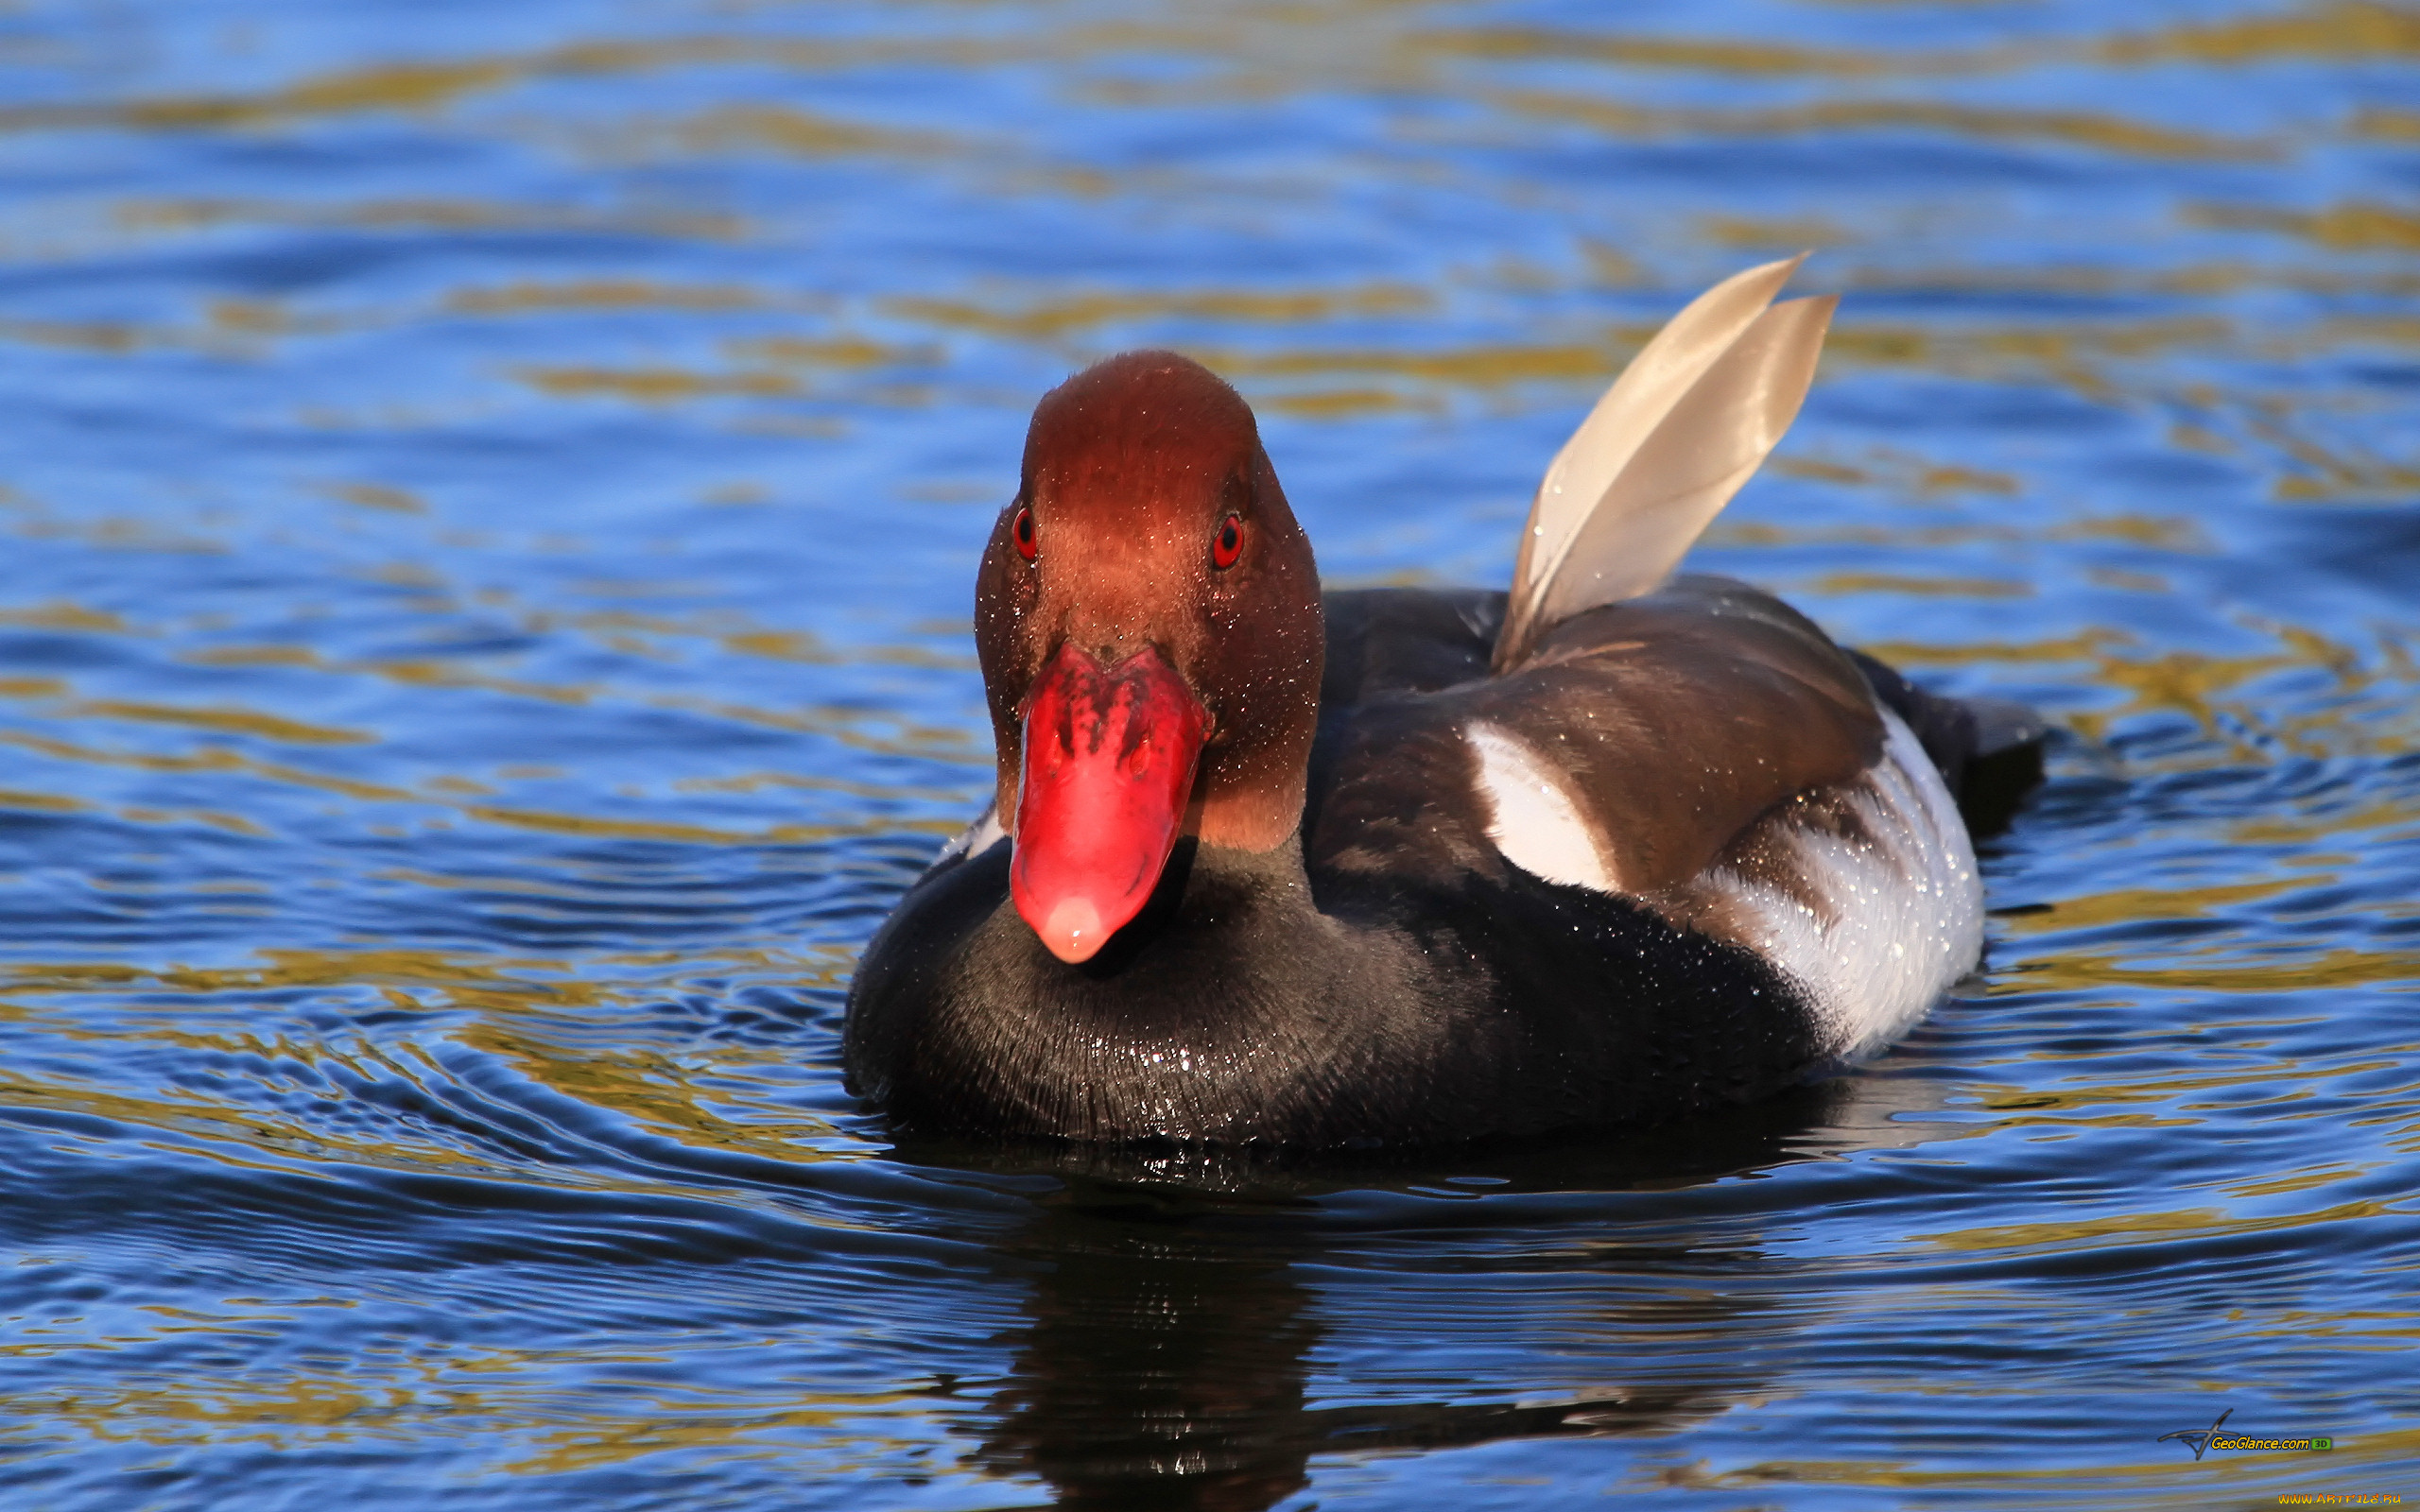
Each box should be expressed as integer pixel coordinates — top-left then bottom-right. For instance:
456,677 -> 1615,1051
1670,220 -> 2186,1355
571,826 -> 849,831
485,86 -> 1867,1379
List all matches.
1,0 -> 2417,1506
942,1081 -> 1893,1510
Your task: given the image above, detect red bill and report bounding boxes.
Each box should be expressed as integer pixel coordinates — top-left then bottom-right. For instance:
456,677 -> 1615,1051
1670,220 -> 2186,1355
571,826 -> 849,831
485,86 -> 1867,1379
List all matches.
1011,643 -> 1208,963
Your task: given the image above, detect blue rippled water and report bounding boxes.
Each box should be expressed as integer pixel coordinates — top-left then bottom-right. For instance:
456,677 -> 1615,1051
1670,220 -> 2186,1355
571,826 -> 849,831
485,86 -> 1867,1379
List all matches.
1,1 -> 2416,1506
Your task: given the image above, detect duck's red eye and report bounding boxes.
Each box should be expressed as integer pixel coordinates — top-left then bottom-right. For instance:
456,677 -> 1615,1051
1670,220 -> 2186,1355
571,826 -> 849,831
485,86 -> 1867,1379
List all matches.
1012,505 -> 1037,561
1211,513 -> 1243,570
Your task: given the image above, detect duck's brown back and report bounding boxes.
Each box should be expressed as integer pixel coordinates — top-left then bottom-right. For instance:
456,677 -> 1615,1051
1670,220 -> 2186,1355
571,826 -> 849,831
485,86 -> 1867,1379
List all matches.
1306,576 -> 1883,895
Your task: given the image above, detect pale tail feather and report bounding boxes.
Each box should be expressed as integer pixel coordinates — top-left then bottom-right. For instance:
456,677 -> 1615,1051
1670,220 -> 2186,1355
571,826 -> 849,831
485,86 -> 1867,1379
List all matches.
1495,258 -> 1835,670
1497,254 -> 1805,667
1530,295 -> 1837,631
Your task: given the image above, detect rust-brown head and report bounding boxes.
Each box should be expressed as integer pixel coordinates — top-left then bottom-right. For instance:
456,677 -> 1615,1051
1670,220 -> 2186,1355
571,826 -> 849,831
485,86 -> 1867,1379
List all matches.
974,351 -> 1323,964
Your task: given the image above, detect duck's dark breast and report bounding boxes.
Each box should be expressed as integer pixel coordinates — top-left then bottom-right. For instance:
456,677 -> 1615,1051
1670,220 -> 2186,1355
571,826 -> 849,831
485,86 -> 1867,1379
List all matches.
845,839 -> 1422,1144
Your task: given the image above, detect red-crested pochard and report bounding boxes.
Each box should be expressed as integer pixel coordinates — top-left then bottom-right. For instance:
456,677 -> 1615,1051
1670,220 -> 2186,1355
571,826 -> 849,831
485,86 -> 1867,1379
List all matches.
845,256 -> 2042,1148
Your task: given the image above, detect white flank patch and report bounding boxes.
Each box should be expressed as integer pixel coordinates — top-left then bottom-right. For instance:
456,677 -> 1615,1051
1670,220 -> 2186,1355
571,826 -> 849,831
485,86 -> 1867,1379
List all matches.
933,800 -> 1006,867
1703,709 -> 1982,1063
1466,722 -> 1618,892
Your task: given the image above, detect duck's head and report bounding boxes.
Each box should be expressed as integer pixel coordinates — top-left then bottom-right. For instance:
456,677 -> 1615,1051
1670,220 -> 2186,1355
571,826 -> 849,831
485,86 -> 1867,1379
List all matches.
975,351 -> 1322,965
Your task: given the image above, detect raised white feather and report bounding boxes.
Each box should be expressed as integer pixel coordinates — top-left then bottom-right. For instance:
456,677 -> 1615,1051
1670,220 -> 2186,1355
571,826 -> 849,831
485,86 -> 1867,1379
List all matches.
1494,256 -> 1836,670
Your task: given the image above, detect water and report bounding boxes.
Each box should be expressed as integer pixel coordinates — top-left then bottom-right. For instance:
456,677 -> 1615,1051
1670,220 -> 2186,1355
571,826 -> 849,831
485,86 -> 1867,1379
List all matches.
1,0 -> 2415,1505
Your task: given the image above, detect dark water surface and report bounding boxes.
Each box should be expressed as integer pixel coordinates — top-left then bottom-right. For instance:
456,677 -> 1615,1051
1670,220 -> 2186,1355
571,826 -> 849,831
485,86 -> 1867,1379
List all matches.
3,1 -> 2417,1506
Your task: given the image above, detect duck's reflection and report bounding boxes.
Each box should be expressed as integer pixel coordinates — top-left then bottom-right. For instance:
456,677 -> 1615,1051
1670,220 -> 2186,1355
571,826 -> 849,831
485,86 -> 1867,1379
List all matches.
904,1066 -> 1963,1509
976,1220 -> 1319,1509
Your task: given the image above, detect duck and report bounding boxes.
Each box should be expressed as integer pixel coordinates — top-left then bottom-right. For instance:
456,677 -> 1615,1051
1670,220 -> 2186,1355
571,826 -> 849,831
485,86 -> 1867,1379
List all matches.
843,255 -> 2043,1149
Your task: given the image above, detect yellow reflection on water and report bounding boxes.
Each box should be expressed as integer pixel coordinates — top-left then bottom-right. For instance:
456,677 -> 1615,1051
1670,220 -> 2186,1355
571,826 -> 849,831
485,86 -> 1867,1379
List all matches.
1998,877 -> 2320,937
460,1020 -> 840,1160
70,700 -> 372,746
888,284 -> 1433,341
2100,0 -> 2420,64
514,366 -> 800,404
447,280 -> 769,315
1485,89 -> 2275,161
113,197 -> 750,243
1917,1196 -> 2401,1253
647,104 -> 961,160
1665,1422 -> 2420,1501
2008,947 -> 2420,995
320,482 -> 429,515
0,602 -> 131,633
1809,573 -> 2031,599
492,1388 -> 941,1480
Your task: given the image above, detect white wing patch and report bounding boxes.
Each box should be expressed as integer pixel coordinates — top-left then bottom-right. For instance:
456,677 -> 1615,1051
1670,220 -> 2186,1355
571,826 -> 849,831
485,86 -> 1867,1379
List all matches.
1465,722 -> 1618,892
1703,709 -> 1981,1063
933,800 -> 1006,868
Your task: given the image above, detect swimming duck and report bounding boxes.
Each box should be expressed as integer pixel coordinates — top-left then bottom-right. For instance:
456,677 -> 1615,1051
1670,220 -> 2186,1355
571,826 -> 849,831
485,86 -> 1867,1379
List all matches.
844,256 -> 2040,1148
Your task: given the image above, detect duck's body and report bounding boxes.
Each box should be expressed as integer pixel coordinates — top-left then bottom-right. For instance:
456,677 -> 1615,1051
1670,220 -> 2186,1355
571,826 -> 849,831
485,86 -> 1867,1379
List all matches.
845,257 -> 2039,1148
